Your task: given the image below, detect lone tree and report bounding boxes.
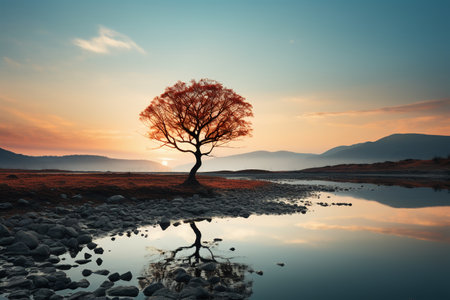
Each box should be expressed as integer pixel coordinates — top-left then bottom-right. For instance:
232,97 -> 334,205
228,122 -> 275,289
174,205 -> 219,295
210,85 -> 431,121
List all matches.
140,79 -> 253,185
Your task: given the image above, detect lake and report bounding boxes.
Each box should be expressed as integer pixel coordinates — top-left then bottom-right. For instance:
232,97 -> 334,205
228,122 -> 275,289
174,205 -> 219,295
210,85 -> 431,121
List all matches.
60,180 -> 450,299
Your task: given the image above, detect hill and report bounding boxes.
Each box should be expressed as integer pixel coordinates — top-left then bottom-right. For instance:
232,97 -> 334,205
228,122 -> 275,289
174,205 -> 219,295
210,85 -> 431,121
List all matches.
0,148 -> 167,172
175,133 -> 450,171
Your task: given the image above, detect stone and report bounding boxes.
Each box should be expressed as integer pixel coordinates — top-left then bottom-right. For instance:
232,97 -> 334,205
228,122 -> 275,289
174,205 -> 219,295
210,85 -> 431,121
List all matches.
6,242 -> 31,255
199,262 -> 216,272
71,194 -> 83,200
100,280 -> 114,288
0,224 -> 11,237
65,291 -> 91,300
87,242 -> 97,249
94,247 -> 104,254
208,276 -> 220,285
107,195 -> 126,203
49,246 -> 66,255
0,202 -> 13,209
60,194 -> 68,199
15,230 -> 39,249
82,269 -> 92,276
48,255 -> 60,264
8,290 -> 30,299
77,279 -> 90,288
33,275 -> 49,288
174,271 -> 191,283
120,271 -> 132,281
96,257 -> 103,265
75,259 -> 91,265
108,272 -> 120,282
93,287 -> 106,297
0,236 -> 15,245
4,278 -> 33,289
94,269 -> 110,276
66,237 -> 79,249
17,198 -> 30,205
55,264 -> 72,270
47,225 -> 67,239
32,244 -> 51,257
33,288 -> 55,300
143,282 -> 164,296
84,253 -> 92,259
77,234 -> 92,244
107,286 -> 139,297
159,217 -> 170,230
180,286 -> 209,299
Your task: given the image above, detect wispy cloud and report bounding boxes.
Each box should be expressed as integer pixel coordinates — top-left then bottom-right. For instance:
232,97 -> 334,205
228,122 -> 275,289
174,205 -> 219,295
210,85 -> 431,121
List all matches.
3,56 -> 23,68
73,26 -> 146,54
300,99 -> 450,118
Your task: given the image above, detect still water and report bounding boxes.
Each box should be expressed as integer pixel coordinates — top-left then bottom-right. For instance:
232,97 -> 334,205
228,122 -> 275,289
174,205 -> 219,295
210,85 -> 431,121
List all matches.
61,181 -> 450,299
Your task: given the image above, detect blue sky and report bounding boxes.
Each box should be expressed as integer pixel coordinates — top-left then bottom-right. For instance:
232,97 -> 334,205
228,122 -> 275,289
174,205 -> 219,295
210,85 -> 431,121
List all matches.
0,0 -> 449,165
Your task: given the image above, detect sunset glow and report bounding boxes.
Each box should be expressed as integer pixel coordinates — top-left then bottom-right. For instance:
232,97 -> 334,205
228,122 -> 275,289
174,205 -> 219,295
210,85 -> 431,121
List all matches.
1,1 -> 448,166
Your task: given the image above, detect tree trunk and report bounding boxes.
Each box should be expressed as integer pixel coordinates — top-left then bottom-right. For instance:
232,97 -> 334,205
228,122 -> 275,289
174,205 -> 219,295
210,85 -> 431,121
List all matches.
184,151 -> 202,185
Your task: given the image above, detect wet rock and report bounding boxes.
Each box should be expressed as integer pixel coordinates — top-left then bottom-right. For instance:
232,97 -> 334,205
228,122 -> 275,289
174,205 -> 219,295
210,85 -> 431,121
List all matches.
7,290 -> 30,299
100,280 -> 114,288
180,286 -> 210,299
32,244 -> 51,258
55,264 -> 72,270
66,291 -> 91,300
86,242 -> 97,249
75,259 -> 91,265
94,247 -> 104,254
277,262 -> 285,267
174,271 -> 191,283
49,246 -> 66,256
93,287 -> 106,297
77,234 -> 92,244
71,194 -> 83,200
107,195 -> 126,203
96,257 -> 103,265
48,255 -> 60,264
60,194 -> 67,199
33,288 -> 55,300
82,269 -> 92,277
119,271 -> 132,281
108,272 -> 120,282
199,262 -> 216,272
17,198 -> 30,205
77,278 -> 90,288
208,276 -> 220,285
47,225 -> 67,239
4,277 -> 33,289
0,202 -> 13,210
107,285 -> 139,297
6,242 -> 30,255
65,227 -> 78,238
0,236 -> 15,245
15,230 -> 39,249
143,282 -> 164,296
84,253 -> 92,259
256,270 -> 263,276
159,217 -> 170,230
0,224 -> 12,237
32,275 -> 50,288
95,269 -> 110,276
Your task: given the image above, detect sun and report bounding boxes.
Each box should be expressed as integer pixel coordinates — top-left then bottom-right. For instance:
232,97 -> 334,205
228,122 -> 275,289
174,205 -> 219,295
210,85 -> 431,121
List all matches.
161,160 -> 168,166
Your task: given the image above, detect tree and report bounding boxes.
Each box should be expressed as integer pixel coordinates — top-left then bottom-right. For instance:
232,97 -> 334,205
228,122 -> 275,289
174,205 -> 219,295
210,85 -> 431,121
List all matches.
140,79 -> 253,185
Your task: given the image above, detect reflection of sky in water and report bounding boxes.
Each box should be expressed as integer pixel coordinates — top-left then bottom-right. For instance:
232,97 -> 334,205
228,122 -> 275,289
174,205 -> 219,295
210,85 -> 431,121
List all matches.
60,182 -> 450,299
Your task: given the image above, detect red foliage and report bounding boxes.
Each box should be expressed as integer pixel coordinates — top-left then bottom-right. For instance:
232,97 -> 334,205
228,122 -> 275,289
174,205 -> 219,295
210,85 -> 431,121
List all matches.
140,79 -> 253,155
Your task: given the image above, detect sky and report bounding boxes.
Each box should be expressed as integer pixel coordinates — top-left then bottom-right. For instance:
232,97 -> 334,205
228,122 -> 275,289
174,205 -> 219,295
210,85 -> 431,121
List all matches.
1,0 -> 449,167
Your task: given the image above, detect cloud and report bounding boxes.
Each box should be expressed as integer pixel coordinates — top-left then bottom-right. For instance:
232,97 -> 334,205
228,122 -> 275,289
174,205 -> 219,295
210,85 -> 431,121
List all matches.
73,26 -> 146,54
3,57 -> 23,68
300,98 -> 450,118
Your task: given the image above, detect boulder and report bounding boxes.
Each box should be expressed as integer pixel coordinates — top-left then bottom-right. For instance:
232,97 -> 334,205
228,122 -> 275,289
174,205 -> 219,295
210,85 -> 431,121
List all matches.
143,282 -> 165,296
6,242 -> 30,255
159,217 -> 171,230
107,286 -> 139,297
15,230 -> 39,249
32,244 -> 51,258
119,271 -> 132,281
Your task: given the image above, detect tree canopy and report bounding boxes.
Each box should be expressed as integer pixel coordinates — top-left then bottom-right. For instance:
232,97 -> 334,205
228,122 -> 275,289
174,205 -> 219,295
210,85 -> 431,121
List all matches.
140,79 -> 253,184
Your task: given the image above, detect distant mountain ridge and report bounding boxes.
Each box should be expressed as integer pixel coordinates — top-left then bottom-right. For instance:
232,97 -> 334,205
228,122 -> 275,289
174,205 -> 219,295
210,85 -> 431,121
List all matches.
174,133 -> 450,171
0,148 -> 167,172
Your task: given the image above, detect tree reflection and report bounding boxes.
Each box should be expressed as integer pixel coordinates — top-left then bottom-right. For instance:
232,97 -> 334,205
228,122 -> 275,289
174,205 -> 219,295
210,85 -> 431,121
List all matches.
139,219 -> 253,299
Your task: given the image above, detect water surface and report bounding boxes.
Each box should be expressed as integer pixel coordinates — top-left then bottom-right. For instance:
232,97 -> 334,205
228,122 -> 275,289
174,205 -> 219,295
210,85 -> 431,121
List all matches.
61,181 -> 450,299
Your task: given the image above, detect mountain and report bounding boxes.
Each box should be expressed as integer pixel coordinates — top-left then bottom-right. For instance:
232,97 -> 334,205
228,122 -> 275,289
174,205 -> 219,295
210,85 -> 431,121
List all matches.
174,133 -> 450,171
0,148 -> 167,172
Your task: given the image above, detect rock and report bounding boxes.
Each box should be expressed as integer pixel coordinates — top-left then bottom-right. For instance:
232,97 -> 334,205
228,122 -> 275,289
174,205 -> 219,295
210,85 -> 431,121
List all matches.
100,280 -> 114,288
180,286 -> 209,299
94,269 -> 110,276
159,217 -> 171,230
55,264 -> 72,270
65,227 -> 78,238
77,279 -> 90,288
174,271 -> 191,283
60,194 -> 68,199
15,230 -> 39,249
120,271 -> 132,281
0,236 -> 15,245
8,290 -> 30,299
93,287 -> 106,297
75,259 -> 91,265
77,234 -> 92,244
33,275 -> 49,288
49,246 -> 66,255
230,247 -> 236,251
208,276 -> 220,285
47,225 -> 67,239
17,198 -> 30,205
72,194 -> 83,200
65,291 -> 91,300
32,244 -> 51,257
107,286 -> 139,297
277,262 -> 285,267
84,253 -> 92,259
66,237 -> 79,249
107,195 -> 125,203
0,224 -> 11,237
33,288 -> 55,300
49,295 -> 64,300
108,272 -> 120,282
87,242 -> 97,249
4,277 -> 33,289
143,282 -> 164,296
96,257 -> 103,265
82,269 -> 92,276
199,262 -> 216,272
256,270 -> 263,276
6,242 -> 30,255
0,202 -> 13,210
48,255 -> 60,264
94,247 -> 104,254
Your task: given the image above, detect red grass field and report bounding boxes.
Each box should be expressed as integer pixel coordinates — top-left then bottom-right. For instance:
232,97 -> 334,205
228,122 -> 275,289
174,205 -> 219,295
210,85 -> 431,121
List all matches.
0,170 -> 267,210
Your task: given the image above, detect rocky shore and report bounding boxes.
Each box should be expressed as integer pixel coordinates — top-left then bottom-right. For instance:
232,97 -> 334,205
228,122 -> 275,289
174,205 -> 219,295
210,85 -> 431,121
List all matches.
0,182 -> 333,300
